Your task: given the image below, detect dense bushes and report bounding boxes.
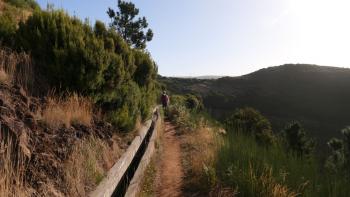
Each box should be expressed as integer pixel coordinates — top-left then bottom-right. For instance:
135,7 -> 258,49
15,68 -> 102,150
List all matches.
0,0 -> 35,46
4,0 -> 39,9
15,11 -> 126,92
167,94 -> 205,132
224,107 -> 275,146
1,7 -> 158,131
184,94 -> 203,111
281,122 -> 315,158
325,127 -> 350,176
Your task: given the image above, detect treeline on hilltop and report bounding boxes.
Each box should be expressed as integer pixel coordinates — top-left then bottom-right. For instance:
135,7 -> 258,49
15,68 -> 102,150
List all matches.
0,0 -> 159,130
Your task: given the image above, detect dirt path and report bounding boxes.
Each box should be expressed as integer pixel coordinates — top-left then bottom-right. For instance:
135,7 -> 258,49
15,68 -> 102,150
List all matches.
155,121 -> 184,197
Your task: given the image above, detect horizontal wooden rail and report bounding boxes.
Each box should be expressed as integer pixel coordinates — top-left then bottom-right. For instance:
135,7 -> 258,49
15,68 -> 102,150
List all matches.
124,109 -> 161,197
89,108 -> 160,197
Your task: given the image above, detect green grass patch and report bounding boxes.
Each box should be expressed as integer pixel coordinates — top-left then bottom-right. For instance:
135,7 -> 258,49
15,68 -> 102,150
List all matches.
216,130 -> 350,197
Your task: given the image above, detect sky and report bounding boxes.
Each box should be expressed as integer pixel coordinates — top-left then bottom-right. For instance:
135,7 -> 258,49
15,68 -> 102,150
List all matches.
36,0 -> 350,76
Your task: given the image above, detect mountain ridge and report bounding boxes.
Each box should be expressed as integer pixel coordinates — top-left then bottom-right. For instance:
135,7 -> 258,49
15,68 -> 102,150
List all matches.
160,64 -> 350,146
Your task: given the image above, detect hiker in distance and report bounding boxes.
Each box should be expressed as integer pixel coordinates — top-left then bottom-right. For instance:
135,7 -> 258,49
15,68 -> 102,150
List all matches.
161,91 -> 170,110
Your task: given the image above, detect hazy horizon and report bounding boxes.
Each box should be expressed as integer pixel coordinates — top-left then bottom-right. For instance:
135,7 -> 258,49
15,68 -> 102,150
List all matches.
37,0 -> 350,76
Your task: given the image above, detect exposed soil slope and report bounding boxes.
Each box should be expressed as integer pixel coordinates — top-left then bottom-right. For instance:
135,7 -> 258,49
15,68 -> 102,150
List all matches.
0,83 -> 128,196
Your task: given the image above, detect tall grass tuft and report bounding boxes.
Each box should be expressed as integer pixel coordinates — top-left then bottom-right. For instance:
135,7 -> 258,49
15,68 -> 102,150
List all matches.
0,48 -> 33,91
216,130 -> 350,197
0,124 -> 29,197
64,135 -> 122,196
42,93 -> 93,128
182,127 -> 219,192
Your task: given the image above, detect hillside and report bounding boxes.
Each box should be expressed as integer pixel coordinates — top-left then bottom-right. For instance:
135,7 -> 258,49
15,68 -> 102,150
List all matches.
0,0 -> 159,195
160,64 -> 350,145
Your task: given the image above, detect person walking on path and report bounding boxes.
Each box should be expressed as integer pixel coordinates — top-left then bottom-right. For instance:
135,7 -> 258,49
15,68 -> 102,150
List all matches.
161,91 -> 170,110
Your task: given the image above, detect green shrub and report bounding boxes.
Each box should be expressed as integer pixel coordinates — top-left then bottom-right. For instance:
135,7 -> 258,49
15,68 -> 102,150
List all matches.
185,94 -> 203,111
224,107 -> 275,146
11,9 -> 158,131
5,0 -> 39,9
0,14 -> 17,45
281,122 -> 315,158
167,94 -> 204,132
325,127 -> 350,176
16,10 -> 122,93
0,1 -> 31,46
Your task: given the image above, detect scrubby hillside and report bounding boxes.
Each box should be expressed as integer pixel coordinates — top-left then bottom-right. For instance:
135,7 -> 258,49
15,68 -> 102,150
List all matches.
0,81 -> 128,196
1,0 -> 159,130
0,0 -> 159,196
157,94 -> 350,196
160,64 -> 350,145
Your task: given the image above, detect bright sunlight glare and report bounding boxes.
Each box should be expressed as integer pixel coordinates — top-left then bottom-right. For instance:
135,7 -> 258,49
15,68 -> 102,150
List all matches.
287,0 -> 350,67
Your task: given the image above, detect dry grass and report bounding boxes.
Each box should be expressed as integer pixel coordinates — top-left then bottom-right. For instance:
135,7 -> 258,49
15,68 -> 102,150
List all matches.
247,165 -> 299,197
0,0 -> 33,22
41,93 -> 93,128
0,125 -> 29,197
0,48 -> 33,91
64,135 -> 122,196
0,0 -> 5,11
209,186 -> 239,197
185,127 -> 217,175
182,126 -> 227,195
180,124 -> 240,196
0,69 -> 9,84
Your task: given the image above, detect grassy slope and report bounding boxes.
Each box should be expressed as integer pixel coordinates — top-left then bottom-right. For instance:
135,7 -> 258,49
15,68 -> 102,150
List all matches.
160,64 -> 350,146
216,130 -> 350,197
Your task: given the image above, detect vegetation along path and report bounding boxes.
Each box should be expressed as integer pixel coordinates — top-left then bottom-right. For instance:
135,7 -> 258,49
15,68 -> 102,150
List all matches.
155,121 -> 184,197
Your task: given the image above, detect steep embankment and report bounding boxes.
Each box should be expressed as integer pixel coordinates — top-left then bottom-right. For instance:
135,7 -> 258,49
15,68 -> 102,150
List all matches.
1,0 -> 159,196
160,64 -> 350,145
0,82 -> 130,196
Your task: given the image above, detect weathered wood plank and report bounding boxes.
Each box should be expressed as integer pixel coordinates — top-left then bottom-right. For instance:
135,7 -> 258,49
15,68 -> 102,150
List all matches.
89,120 -> 152,197
124,113 -> 161,197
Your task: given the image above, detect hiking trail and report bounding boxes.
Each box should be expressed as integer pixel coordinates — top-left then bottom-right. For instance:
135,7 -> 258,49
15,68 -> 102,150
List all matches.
154,121 -> 184,197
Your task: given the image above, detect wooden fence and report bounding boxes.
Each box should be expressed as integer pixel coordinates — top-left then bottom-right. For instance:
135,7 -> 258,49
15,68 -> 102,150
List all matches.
90,108 -> 161,197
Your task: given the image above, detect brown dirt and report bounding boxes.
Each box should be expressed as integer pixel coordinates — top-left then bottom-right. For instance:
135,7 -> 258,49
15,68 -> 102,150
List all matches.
0,83 -> 129,196
0,0 -> 5,12
155,121 -> 184,197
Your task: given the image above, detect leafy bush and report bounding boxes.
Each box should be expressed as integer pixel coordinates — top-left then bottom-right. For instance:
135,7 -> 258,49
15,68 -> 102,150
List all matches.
184,94 -> 203,111
105,81 -> 142,131
0,0 -> 33,46
10,9 -> 158,131
167,94 -> 205,132
0,14 -> 17,46
224,107 -> 275,146
16,11 -> 124,93
325,126 -> 350,176
4,0 -> 39,9
281,122 -> 315,158
0,0 -> 39,45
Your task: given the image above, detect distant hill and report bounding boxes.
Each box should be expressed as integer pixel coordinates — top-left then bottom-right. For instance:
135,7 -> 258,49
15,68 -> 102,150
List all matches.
170,75 -> 227,80
160,64 -> 350,146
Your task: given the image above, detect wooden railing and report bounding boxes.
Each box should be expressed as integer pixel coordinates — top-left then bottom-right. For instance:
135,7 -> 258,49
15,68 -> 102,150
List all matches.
89,108 -> 161,197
